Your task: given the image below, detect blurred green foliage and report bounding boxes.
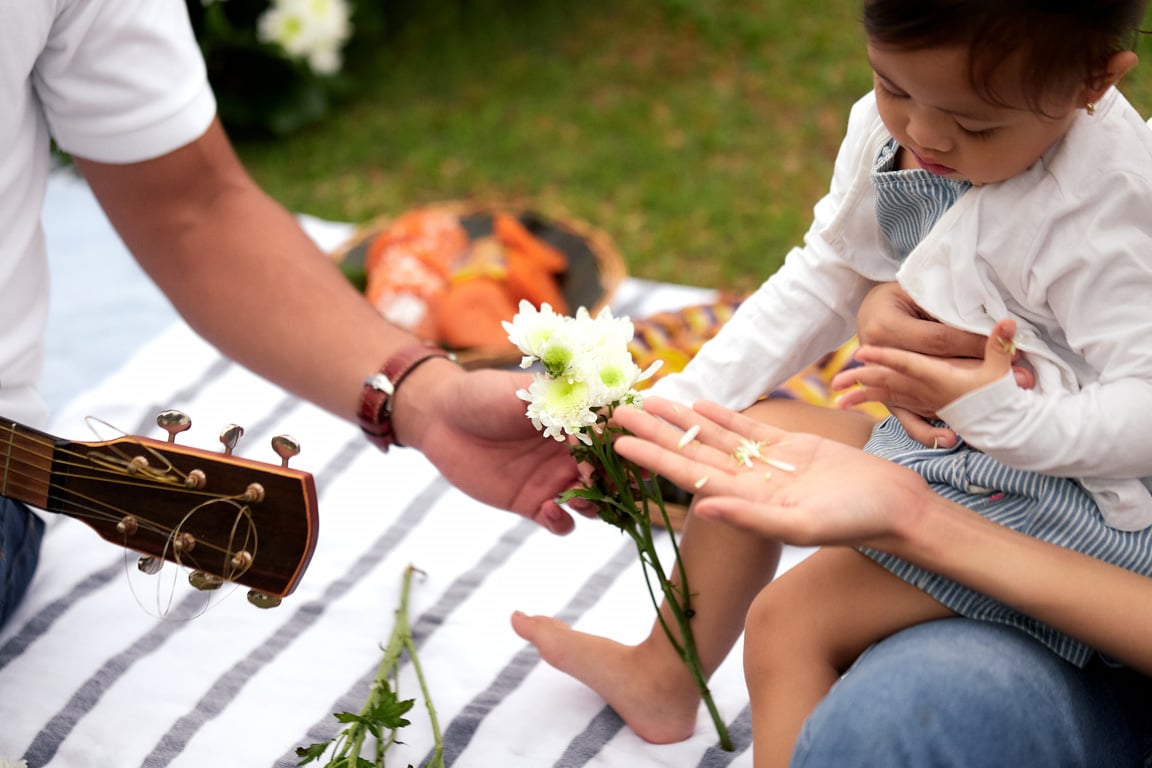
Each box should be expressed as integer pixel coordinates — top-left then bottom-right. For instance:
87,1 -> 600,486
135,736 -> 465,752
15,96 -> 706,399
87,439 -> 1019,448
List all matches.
232,0 -> 1152,292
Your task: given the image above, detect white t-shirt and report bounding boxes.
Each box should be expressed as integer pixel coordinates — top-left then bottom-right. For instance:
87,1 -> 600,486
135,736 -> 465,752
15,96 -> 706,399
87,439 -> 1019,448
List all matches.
1,0 -> 216,427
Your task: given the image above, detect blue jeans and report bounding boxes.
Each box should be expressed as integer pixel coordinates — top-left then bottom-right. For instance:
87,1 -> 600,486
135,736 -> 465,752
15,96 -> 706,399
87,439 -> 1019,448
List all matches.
792,619 -> 1151,768
0,498 -> 44,629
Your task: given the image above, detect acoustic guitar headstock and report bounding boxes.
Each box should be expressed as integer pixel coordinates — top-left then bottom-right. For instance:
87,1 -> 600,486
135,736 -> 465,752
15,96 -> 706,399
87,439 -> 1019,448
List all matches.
4,410 -> 320,607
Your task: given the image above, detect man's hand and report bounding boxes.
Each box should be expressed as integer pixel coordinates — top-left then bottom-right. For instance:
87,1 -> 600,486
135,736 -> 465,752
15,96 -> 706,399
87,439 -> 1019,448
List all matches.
398,363 -> 588,535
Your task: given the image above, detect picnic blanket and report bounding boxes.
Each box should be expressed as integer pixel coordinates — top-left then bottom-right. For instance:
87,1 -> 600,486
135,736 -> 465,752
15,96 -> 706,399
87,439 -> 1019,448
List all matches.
2,170 -> 841,768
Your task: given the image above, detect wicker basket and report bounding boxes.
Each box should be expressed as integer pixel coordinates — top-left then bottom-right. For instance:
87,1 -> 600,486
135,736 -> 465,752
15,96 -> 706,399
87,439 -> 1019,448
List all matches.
332,201 -> 627,369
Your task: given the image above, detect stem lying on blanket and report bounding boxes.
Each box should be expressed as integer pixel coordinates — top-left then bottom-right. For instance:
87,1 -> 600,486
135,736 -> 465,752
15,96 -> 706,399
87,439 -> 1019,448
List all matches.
296,565 -> 443,768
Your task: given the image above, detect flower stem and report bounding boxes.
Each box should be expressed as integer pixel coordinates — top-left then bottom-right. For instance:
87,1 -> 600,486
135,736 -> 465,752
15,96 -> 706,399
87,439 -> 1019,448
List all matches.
588,419 -> 733,752
296,565 -> 444,767
643,482 -> 733,752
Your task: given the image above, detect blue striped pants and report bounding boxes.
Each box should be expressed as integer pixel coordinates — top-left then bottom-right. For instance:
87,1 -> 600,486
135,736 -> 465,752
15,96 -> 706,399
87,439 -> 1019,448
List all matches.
862,416 -> 1152,666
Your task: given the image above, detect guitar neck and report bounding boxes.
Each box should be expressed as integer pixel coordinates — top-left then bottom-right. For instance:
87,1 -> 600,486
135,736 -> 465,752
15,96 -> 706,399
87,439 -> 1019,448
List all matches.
1,420 -> 54,509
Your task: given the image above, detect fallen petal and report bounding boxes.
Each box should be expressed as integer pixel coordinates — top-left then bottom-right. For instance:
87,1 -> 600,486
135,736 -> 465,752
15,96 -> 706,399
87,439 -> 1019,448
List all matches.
678,424 -> 701,449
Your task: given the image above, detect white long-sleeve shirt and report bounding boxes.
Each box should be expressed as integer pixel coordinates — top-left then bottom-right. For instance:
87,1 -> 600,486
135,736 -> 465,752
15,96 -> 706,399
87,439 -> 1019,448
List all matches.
653,87 -> 1152,530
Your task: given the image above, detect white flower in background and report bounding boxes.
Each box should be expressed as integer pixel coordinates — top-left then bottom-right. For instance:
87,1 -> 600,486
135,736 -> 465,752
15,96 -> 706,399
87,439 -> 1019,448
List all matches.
0,758 -> 28,768
257,0 -> 353,75
505,301 -> 660,444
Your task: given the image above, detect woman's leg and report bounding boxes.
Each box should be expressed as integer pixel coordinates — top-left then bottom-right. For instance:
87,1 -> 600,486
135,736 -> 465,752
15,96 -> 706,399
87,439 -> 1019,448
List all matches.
791,618 -> 1151,768
511,399 -> 876,744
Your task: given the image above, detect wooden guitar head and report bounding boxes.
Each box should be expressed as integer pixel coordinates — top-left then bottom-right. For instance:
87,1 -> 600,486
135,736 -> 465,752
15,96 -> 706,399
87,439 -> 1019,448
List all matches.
2,418 -> 319,602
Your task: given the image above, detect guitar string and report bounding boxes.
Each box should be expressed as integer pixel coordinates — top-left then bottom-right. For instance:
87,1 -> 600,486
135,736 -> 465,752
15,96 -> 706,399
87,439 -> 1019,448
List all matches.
119,539 -> 245,622
0,423 -> 264,582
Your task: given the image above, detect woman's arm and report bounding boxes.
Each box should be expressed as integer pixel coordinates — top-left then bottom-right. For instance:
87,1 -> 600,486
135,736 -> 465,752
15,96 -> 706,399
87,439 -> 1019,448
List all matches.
613,396 -> 1152,674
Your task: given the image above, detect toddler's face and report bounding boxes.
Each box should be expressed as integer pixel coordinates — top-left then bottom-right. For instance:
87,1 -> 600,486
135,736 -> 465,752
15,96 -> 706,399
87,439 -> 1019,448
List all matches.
868,42 -> 1080,185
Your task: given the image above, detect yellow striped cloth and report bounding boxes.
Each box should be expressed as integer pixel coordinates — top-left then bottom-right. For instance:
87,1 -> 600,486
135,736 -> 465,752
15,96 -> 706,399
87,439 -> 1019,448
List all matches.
628,298 -> 889,421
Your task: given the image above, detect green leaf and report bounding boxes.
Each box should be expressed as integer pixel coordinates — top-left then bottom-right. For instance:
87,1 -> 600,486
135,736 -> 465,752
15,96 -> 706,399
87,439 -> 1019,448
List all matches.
294,741 -> 332,765
368,692 -> 416,729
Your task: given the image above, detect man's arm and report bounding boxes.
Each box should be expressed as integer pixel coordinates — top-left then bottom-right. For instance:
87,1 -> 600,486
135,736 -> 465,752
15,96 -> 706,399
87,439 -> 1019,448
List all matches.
75,118 -> 407,420
75,119 -> 584,533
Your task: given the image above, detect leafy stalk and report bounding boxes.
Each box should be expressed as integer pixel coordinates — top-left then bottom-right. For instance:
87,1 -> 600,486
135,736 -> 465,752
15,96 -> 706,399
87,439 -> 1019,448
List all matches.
297,565 -> 443,767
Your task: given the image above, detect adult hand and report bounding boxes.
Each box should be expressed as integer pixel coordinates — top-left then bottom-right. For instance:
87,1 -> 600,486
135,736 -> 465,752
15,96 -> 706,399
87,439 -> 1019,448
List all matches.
617,397 -> 1152,678
855,282 -> 986,358
833,318 -> 1017,421
396,362 -> 588,535
853,283 -> 1034,447
612,396 -> 927,549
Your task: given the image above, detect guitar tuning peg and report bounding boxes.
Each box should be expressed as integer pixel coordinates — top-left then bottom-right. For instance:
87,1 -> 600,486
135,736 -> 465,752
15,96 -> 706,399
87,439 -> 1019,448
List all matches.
138,555 -> 163,575
219,424 -> 244,456
271,434 -> 301,467
247,590 -> 282,609
156,410 -> 192,443
188,571 -> 224,591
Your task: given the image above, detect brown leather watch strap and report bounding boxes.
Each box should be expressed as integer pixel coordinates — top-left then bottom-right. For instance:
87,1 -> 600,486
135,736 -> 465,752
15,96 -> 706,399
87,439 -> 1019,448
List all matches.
357,344 -> 455,452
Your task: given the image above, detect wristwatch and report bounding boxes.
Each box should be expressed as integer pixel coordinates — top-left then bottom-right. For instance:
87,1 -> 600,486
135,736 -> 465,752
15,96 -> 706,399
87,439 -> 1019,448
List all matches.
357,344 -> 456,452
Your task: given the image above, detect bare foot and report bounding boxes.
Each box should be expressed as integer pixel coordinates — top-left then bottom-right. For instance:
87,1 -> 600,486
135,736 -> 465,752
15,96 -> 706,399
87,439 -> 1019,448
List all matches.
511,610 -> 700,743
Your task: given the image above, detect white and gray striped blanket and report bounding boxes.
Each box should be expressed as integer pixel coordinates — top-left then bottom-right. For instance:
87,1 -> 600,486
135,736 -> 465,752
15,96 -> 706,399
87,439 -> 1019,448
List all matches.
2,171 -> 812,767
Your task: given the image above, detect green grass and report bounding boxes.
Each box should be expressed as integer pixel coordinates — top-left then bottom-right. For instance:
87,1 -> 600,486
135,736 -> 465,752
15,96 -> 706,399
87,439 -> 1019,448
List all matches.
233,0 -> 1152,294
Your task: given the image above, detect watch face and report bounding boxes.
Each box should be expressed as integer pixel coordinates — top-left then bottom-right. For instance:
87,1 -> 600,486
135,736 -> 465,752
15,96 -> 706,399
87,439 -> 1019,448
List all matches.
365,372 -> 394,395
359,346 -> 454,453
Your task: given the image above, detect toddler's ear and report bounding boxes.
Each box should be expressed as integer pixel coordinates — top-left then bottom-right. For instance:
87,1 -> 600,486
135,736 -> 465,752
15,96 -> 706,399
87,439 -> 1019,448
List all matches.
1082,50 -> 1139,104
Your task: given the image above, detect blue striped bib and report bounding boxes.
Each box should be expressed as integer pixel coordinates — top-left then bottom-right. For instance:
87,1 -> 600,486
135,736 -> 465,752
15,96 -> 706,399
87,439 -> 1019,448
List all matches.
872,138 -> 971,260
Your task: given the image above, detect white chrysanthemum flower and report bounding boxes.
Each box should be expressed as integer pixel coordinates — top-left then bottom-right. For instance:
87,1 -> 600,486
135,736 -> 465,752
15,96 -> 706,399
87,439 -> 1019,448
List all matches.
504,301 -> 728,748
257,0 -> 352,75
509,301 -> 659,442
503,301 -> 567,368
306,43 -> 343,75
518,377 -> 601,444
536,325 -> 585,381
579,305 -> 635,350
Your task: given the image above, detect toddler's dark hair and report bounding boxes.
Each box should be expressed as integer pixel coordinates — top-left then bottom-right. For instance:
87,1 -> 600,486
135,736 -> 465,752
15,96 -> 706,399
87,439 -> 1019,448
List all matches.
863,0 -> 1148,111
